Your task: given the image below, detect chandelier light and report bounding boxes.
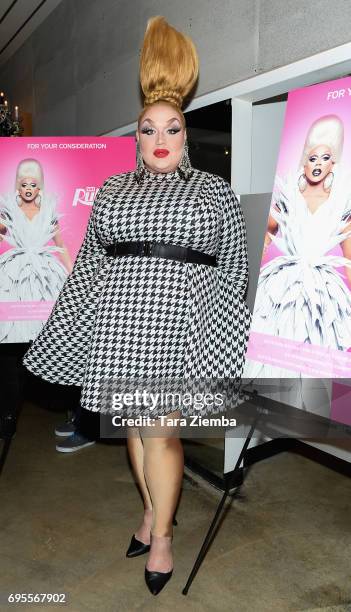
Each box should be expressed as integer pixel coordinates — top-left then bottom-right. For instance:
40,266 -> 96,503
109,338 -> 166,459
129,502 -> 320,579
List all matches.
0,91 -> 22,136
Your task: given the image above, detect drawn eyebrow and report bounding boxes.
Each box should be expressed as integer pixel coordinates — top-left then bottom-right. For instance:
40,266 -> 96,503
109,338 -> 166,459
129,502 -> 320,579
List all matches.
140,117 -> 181,125
309,151 -> 331,157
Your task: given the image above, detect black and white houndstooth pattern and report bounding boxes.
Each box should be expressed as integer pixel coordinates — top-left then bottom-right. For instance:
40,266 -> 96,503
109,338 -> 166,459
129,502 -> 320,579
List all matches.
22,165 -> 252,415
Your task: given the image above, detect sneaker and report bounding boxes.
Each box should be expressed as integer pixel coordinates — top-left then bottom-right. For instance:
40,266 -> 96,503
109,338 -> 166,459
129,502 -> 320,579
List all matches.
56,432 -> 96,453
54,419 -> 76,437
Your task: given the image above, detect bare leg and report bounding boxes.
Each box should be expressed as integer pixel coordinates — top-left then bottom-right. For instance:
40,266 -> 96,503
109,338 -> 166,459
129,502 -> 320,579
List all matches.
127,426 -> 153,544
140,410 -> 183,572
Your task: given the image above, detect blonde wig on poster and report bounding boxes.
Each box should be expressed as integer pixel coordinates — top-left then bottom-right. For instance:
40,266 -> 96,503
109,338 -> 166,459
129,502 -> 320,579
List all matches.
15,158 -> 44,191
138,16 -> 199,126
299,114 -> 344,169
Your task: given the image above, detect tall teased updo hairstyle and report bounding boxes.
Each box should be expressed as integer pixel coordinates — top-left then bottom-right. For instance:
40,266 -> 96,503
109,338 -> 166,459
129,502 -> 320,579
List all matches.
138,16 -> 199,127
15,158 -> 44,191
299,115 -> 344,168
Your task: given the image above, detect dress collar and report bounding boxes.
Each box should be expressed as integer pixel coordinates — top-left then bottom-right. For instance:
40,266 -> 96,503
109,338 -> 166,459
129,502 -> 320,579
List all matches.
142,166 -> 181,181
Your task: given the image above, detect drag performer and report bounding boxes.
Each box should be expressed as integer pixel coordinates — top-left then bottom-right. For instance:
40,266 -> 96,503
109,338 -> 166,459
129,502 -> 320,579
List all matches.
23,17 -> 251,594
0,158 -> 71,343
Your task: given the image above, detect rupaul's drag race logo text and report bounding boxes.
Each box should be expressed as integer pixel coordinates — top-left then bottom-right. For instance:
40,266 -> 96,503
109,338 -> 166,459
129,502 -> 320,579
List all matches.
72,186 -> 100,207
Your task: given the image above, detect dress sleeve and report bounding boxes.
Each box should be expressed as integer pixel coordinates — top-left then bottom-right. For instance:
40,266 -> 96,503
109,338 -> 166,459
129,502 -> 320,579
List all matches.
216,180 -> 249,298
183,178 -> 251,379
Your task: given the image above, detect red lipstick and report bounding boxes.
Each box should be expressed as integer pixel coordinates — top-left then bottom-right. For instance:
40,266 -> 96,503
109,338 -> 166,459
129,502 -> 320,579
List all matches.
153,149 -> 169,158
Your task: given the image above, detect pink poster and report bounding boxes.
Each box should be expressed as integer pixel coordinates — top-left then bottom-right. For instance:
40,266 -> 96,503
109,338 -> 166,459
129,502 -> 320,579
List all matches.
244,77 -> 351,382
243,77 -> 351,426
0,137 -> 135,343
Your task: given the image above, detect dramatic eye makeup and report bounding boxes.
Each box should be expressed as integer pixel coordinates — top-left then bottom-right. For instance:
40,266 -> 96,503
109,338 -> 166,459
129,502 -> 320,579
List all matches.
140,118 -> 182,135
167,125 -> 181,134
21,181 -> 37,188
165,118 -> 181,134
140,126 -> 155,135
308,153 -> 331,162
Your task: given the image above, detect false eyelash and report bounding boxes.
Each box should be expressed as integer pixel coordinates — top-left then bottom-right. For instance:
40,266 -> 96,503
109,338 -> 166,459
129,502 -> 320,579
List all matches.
140,128 -> 181,134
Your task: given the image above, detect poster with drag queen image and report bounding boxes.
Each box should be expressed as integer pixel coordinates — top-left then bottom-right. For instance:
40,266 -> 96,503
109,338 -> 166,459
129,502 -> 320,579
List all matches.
244,77 -> 351,426
0,137 -> 135,344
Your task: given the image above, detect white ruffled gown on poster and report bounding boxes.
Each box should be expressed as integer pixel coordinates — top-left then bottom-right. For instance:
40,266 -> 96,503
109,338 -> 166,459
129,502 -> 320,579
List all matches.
244,165 -> 351,414
0,193 -> 68,343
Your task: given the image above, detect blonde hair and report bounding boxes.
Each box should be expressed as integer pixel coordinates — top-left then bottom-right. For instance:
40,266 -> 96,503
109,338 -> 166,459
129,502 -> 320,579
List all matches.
300,115 -> 344,168
138,16 -> 199,126
15,158 -> 44,190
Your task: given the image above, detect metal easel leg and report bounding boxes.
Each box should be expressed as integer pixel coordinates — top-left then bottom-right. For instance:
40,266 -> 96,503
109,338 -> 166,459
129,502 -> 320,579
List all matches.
182,417 -> 258,595
0,436 -> 13,476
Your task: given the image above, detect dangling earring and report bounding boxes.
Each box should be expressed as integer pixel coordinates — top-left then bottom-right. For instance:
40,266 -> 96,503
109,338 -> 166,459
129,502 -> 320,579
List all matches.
177,139 -> 193,181
134,140 -> 146,184
323,171 -> 334,192
298,173 -> 307,192
34,192 -> 42,208
16,191 -> 22,206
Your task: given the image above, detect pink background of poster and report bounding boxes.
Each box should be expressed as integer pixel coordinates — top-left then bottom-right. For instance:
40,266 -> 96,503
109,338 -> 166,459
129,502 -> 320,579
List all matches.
0,137 -> 135,326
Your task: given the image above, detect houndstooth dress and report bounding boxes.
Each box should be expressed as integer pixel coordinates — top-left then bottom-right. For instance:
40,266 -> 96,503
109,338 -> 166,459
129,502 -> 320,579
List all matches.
22,164 -> 252,417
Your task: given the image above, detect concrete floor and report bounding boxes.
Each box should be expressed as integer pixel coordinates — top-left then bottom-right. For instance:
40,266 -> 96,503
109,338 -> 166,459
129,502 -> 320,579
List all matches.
1,402 -> 351,612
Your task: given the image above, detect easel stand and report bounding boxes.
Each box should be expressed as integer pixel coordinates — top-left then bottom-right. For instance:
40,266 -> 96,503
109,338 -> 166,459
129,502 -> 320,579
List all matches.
183,406 -> 259,595
0,343 -> 28,477
0,424 -> 15,476
182,382 -> 348,595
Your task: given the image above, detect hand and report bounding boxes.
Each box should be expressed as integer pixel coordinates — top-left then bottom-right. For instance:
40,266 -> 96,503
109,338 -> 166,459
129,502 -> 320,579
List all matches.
262,233 -> 272,255
262,240 -> 270,255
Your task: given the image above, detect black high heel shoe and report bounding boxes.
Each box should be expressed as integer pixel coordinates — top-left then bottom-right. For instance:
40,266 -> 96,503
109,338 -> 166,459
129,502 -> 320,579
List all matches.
144,533 -> 174,595
126,515 -> 178,558
126,534 -> 150,558
144,566 -> 173,596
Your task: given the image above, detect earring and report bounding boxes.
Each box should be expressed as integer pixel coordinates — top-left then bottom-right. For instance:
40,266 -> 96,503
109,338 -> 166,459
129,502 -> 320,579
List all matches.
134,140 -> 146,184
177,140 -> 193,181
16,191 -> 22,206
34,193 -> 42,208
323,171 -> 334,192
298,173 -> 307,192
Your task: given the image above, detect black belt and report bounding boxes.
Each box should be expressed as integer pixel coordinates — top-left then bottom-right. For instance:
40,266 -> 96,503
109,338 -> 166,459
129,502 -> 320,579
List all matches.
105,240 -> 217,267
